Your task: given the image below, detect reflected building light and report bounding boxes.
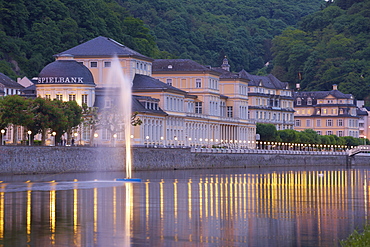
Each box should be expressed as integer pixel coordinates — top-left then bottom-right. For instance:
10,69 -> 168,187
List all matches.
94,187 -> 98,243
199,178 -> 203,220
174,179 -> 178,220
50,184 -> 56,245
73,181 -> 79,241
0,189 -> 4,240
160,179 -> 164,240
205,177 -> 209,218
188,179 -> 192,220
113,186 -> 117,236
146,180 -> 150,234
27,183 -> 32,241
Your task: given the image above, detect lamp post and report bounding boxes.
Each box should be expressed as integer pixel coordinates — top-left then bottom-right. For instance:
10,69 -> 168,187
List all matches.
94,133 -> 98,147
364,136 -> 367,145
1,129 -> 5,145
113,133 -> 117,147
27,130 -> 32,146
52,131 -> 56,146
146,136 -> 149,148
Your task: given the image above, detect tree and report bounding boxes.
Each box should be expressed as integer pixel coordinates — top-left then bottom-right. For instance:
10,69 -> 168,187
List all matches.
0,95 -> 33,144
256,123 -> 278,142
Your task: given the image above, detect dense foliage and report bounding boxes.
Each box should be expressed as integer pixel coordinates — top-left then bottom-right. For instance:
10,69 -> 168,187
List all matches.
0,95 -> 82,145
256,123 -> 369,146
120,0 -> 323,72
0,0 -> 163,79
0,0 -> 324,80
271,0 -> 370,102
340,224 -> 370,247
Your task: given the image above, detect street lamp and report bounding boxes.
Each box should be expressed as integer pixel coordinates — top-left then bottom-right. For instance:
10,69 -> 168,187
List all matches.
27,130 -> 32,146
1,129 -> 5,145
364,136 -> 367,145
113,133 -> 117,147
146,135 -> 149,147
52,131 -> 56,146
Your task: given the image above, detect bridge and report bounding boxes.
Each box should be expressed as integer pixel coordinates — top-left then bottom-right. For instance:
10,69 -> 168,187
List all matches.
348,145 -> 370,156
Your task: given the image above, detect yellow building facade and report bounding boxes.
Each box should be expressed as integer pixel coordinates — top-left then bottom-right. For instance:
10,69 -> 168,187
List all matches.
294,85 -> 360,137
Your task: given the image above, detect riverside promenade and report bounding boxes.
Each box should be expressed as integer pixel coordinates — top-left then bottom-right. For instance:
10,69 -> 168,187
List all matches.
0,146 -> 369,175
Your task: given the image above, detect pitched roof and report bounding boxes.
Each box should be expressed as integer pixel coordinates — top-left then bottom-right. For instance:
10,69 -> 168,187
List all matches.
240,71 -> 288,89
132,95 -> 167,115
295,90 -> 353,99
212,68 -> 249,80
153,59 -> 219,74
0,73 -> 24,89
132,74 -> 188,95
54,36 -> 152,61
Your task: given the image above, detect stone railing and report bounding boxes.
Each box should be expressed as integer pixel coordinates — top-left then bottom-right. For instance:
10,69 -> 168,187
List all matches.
191,147 -> 348,156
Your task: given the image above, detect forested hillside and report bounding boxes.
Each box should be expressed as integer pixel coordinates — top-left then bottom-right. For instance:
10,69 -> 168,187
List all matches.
271,0 -> 370,101
0,0 -> 324,80
0,0 -> 164,79
119,0 -> 324,72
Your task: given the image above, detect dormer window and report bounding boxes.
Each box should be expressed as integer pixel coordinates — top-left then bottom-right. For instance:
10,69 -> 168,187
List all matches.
166,79 -> 172,86
307,97 -> 312,105
297,98 -> 302,105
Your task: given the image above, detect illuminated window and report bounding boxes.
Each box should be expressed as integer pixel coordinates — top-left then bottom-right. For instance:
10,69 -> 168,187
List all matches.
56,94 -> 63,101
82,94 -> 88,105
296,98 -> 302,105
45,94 -> 51,100
69,94 -> 76,101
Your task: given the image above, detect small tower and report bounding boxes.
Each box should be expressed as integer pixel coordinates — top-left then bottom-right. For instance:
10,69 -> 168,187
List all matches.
221,56 -> 230,72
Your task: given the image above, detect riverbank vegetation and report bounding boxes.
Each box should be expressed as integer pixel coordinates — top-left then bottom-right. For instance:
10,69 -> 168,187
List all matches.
257,123 -> 369,147
340,224 -> 370,247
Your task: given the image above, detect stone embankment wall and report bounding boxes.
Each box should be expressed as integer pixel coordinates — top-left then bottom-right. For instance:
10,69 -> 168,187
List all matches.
0,146 -> 368,175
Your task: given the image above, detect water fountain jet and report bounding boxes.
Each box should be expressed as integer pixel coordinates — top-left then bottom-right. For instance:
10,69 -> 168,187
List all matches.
106,55 -> 141,182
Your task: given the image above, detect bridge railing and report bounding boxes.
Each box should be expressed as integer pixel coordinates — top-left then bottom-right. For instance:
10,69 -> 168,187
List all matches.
348,145 -> 370,156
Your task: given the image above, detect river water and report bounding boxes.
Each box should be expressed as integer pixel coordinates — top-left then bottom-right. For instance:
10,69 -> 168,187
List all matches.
0,166 -> 368,246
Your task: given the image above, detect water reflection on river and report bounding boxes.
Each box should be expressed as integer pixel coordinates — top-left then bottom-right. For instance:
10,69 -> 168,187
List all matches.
0,166 -> 368,246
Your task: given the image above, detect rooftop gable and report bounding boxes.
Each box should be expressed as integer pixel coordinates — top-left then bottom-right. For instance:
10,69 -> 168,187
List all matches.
153,59 -> 220,75
0,73 -> 24,89
55,36 -> 152,61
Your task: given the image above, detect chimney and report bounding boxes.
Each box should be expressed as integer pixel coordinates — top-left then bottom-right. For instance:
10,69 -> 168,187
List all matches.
333,84 -> 338,90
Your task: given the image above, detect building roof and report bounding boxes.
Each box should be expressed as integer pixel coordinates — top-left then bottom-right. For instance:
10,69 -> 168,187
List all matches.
153,59 -> 220,75
54,36 -> 152,61
37,60 -> 95,85
0,73 -> 24,89
212,68 -> 249,80
240,70 -> 288,89
294,90 -> 353,100
132,95 -> 167,115
132,74 -> 188,95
